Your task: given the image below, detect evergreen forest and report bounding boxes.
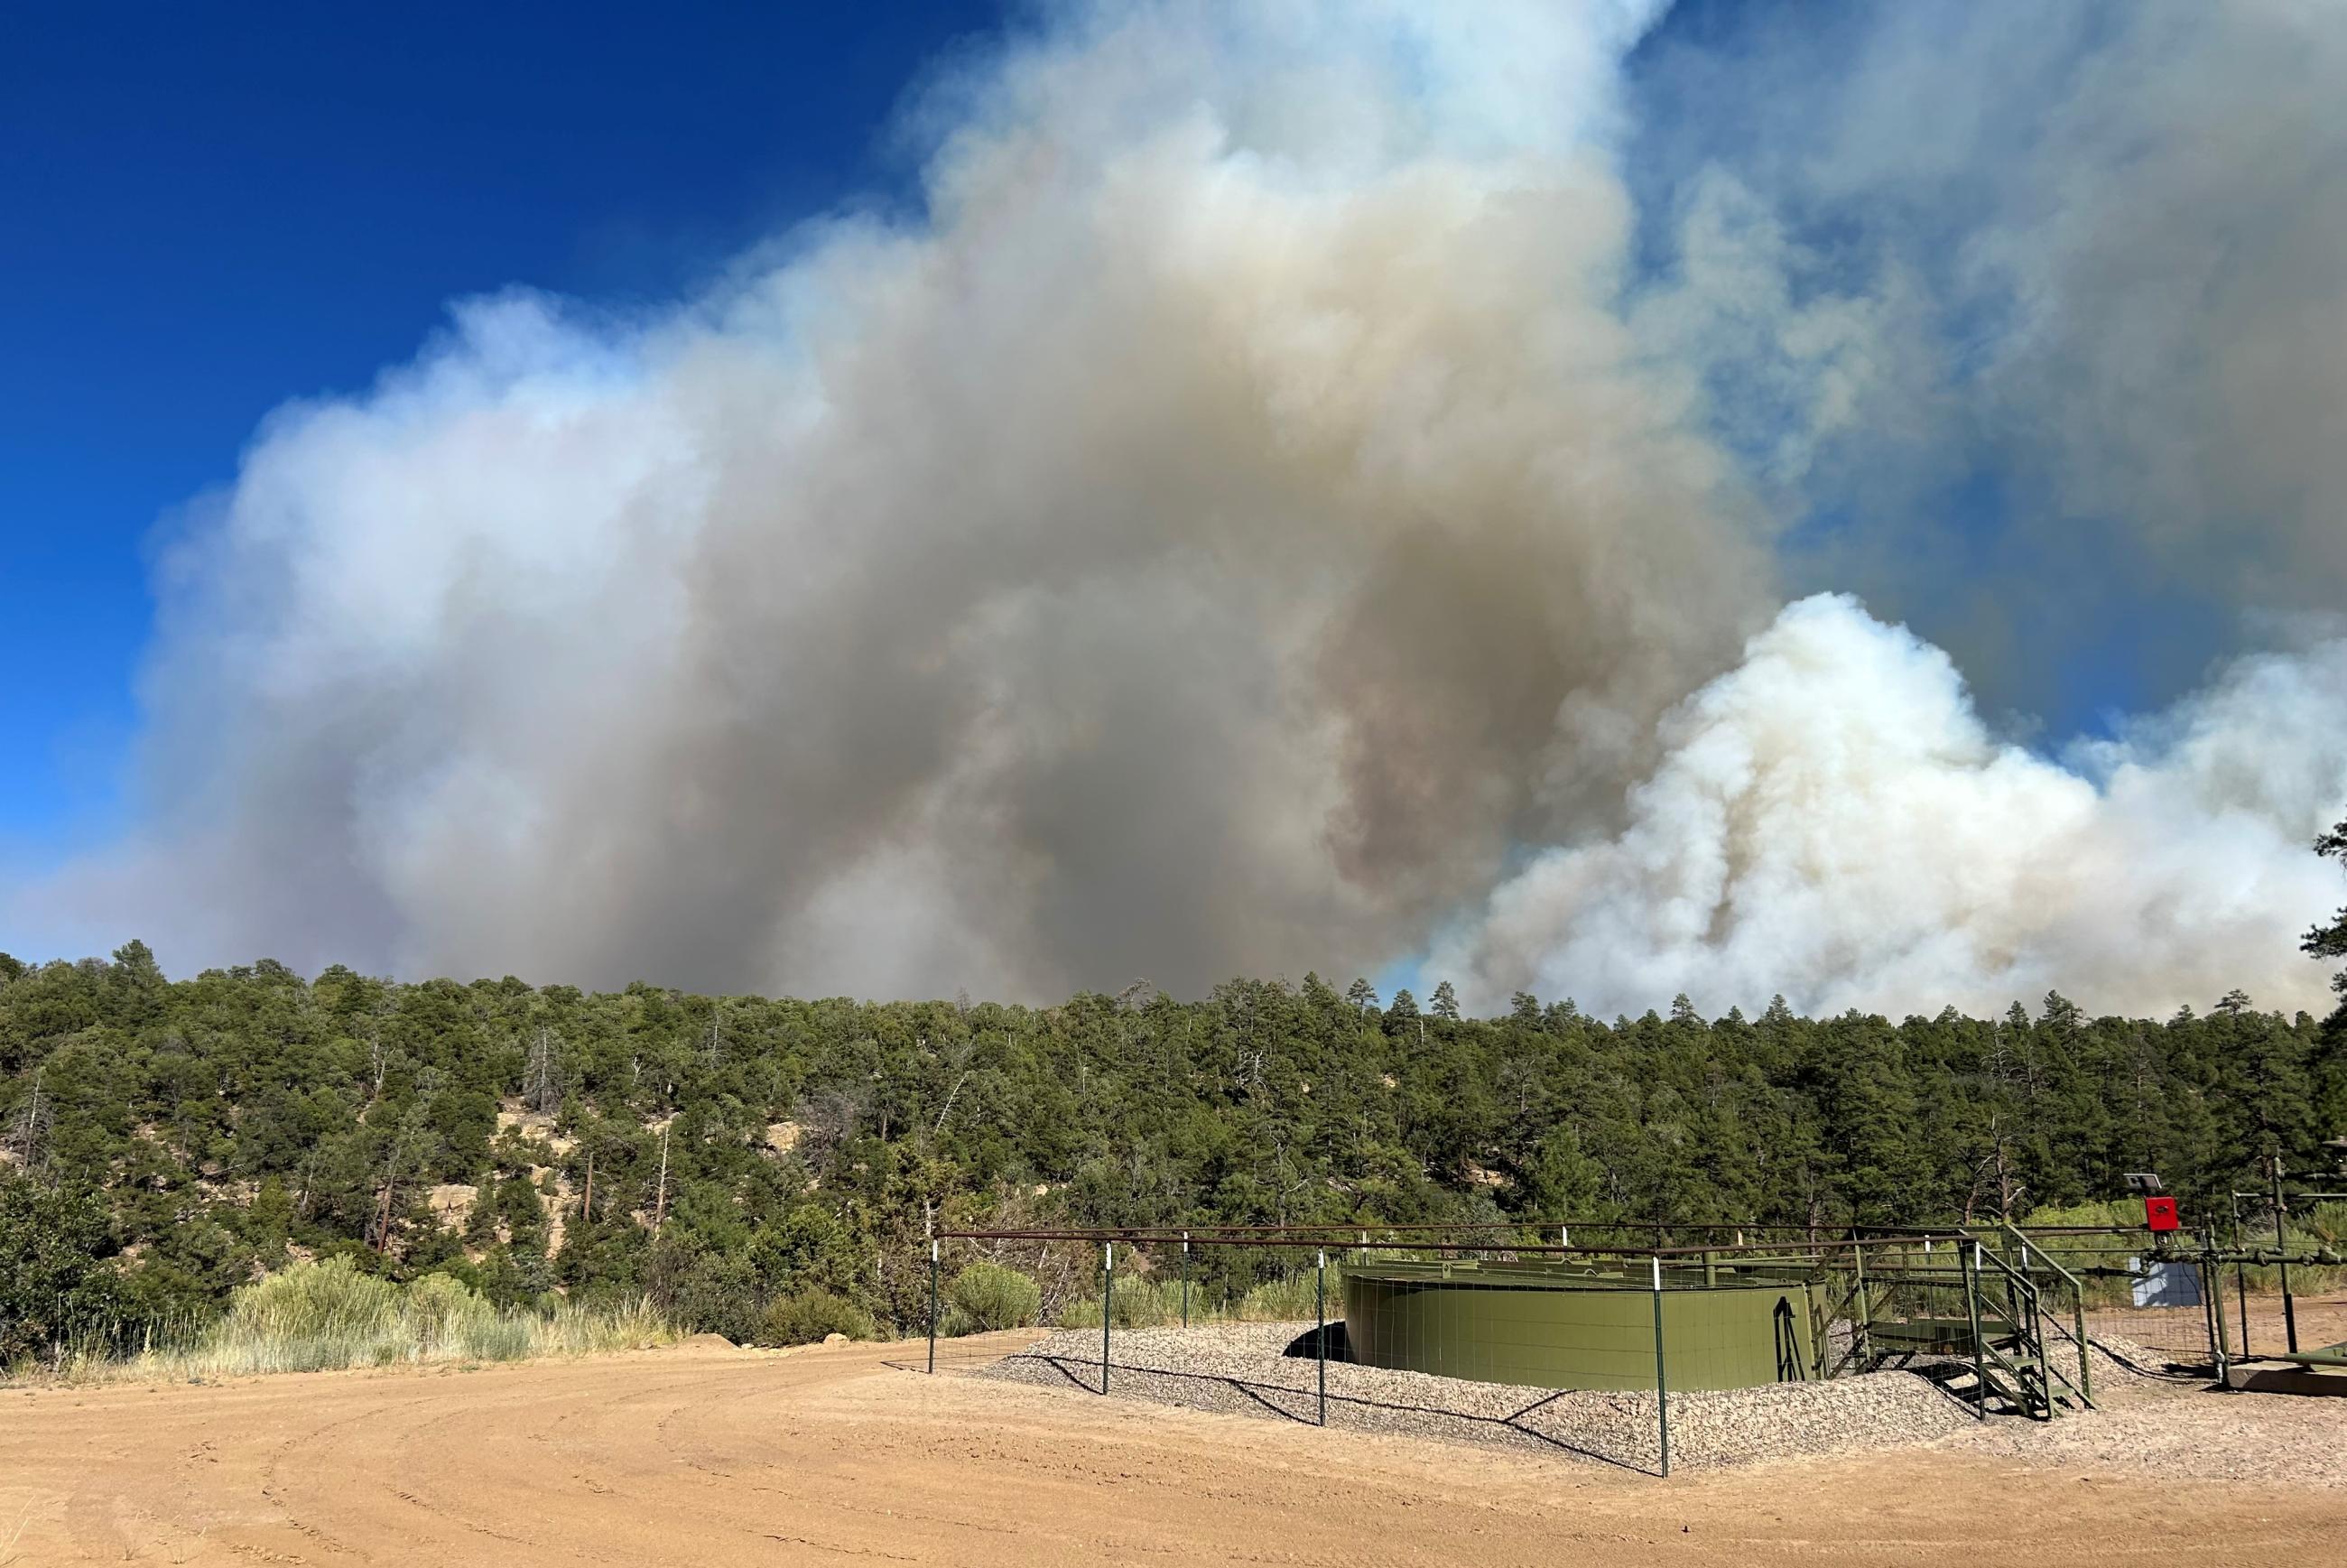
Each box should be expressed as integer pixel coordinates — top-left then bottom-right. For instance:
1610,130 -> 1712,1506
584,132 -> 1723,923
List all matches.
6,928 -> 2345,1362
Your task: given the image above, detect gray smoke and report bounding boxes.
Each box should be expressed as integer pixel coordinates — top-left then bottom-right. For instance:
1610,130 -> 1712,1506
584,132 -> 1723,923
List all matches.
1628,0 -> 2347,707
10,0 -> 2347,1014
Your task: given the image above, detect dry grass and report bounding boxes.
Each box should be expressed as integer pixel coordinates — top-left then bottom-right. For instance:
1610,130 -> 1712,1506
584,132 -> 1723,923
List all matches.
1054,1265 -> 1340,1330
6,1257 -> 671,1386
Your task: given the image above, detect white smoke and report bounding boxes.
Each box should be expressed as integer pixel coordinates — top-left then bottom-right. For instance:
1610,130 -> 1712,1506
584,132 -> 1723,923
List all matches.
1440,595 -> 2347,1018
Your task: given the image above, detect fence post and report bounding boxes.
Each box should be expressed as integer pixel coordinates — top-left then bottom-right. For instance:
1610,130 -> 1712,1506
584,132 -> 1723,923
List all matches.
1182,1232 -> 1190,1330
1100,1242 -> 1112,1395
2072,1275 -> 2091,1404
1651,1254 -> 1670,1478
2273,1157 -> 2299,1354
1851,1240 -> 1871,1370
1961,1241 -> 1988,1420
2230,1198 -> 2252,1360
2203,1239 -> 2231,1383
2236,1256 -> 2251,1362
1316,1249 -> 1328,1427
927,1238 -> 939,1375
2195,1229 -> 2217,1374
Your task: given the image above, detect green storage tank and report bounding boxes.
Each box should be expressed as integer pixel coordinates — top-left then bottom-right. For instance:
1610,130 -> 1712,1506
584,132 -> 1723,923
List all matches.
1342,1259 -> 1817,1392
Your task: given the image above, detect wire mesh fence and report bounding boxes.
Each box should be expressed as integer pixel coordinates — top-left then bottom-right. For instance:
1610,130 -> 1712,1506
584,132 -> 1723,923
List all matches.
908,1224 -> 2064,1476
2034,1240 -> 2218,1368
900,1214 -> 2337,1474
912,1227 -> 1695,1473
2012,1223 -> 2345,1373
2221,1194 -> 2347,1362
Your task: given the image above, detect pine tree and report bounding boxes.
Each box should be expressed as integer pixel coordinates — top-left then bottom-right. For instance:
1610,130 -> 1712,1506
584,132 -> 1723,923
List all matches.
2304,817 -> 2347,1001
1813,1011 -> 1930,1225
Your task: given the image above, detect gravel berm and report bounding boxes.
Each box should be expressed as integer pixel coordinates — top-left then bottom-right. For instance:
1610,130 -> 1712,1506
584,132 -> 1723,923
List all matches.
979,1322 -> 1981,1471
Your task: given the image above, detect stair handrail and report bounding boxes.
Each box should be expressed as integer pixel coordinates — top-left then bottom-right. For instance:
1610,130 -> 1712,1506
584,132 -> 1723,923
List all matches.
1971,1239 -> 2055,1418
1963,1230 -> 2083,1415
1958,1238 -> 1990,1420
1998,1222 -> 2094,1406
1820,1269 -> 1876,1379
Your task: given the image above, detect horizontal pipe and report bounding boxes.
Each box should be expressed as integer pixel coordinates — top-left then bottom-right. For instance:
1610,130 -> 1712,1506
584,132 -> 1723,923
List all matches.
937,1228 -> 1950,1258
967,1219 -> 2139,1236
944,1220 -> 2184,1244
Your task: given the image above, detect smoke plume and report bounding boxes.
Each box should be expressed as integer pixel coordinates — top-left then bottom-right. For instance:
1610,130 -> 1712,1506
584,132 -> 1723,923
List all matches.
10,1 -> 2347,1015
18,2 -> 1769,998
1437,596 -> 2347,1018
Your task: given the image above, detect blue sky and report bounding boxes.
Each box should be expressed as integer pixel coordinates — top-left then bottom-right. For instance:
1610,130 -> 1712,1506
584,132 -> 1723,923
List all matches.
0,1 -> 1002,857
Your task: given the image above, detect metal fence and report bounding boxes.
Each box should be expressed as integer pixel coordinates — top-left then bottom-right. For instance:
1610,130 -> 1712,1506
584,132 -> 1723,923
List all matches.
901,1215 -> 2342,1475
2027,1216 -> 2347,1376
917,1227 -> 1693,1474
913,1223 -> 2068,1472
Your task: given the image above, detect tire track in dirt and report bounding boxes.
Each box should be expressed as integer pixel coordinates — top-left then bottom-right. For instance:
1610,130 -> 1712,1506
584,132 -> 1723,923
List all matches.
3,1337 -> 2342,1566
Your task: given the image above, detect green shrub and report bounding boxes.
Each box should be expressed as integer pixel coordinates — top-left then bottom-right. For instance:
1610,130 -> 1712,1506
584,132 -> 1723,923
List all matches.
946,1262 -> 1041,1332
0,1178 -> 131,1362
648,1241 -> 765,1344
759,1288 -> 876,1346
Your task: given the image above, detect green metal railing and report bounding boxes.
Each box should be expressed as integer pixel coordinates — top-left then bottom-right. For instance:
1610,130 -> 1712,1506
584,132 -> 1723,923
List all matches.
1997,1223 -> 2092,1406
1968,1239 -> 2054,1419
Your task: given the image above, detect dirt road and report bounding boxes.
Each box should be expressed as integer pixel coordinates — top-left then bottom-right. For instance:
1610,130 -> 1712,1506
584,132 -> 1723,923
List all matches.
4,1335 -> 2341,1567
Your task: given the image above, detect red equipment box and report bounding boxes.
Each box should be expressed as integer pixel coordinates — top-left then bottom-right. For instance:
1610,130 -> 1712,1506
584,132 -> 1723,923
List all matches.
2144,1195 -> 2180,1231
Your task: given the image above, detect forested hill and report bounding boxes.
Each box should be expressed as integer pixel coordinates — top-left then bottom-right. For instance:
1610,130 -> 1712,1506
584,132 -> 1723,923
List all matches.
4,942 -> 2343,1342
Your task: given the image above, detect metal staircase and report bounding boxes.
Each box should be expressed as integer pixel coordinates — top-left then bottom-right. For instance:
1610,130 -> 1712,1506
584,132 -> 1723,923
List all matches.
1849,1232 -> 2095,1422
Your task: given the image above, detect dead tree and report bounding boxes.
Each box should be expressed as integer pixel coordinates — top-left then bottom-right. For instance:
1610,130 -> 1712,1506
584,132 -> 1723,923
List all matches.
5,1068 -> 51,1174
524,1027 -> 562,1115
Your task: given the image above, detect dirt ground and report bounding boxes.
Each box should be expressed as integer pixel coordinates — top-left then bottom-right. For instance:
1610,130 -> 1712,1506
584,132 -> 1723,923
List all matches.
2096,1288 -> 2347,1359
3,1332 -> 2342,1568
2224,1292 -> 2347,1358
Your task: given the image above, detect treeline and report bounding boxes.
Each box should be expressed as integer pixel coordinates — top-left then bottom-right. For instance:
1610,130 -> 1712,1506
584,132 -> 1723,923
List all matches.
4,941 -> 2343,1356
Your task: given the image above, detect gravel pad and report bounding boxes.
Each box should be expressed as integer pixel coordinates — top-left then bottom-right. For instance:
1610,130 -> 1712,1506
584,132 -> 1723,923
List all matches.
979,1322 -> 1977,1471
